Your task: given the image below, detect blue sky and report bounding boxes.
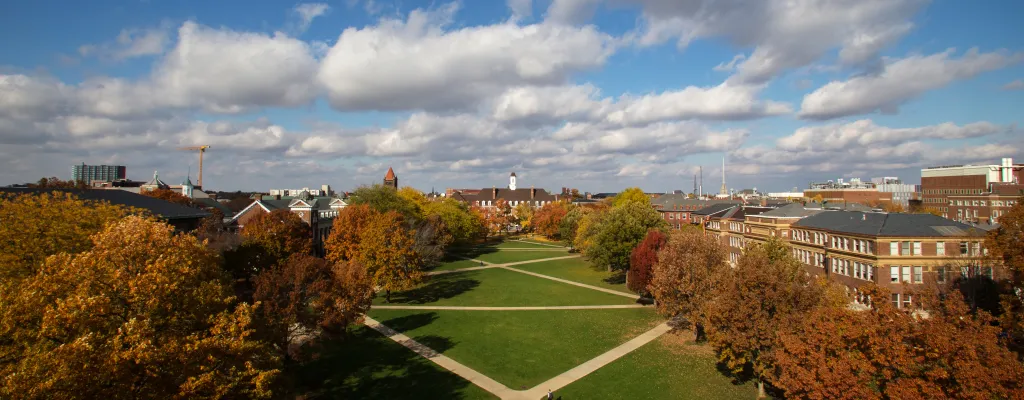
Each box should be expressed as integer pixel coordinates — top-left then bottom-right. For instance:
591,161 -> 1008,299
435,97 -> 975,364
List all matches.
1,0 -> 1021,193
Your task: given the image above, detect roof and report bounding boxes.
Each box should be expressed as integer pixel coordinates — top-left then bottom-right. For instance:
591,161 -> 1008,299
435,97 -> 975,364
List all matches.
385,167 -> 396,180
510,172 -> 516,177
194,197 -> 232,216
652,194 -> 740,209
693,203 -> 740,216
792,211 -> 987,237
0,188 -> 210,220
758,203 -> 825,218
461,188 -> 558,203
142,171 -> 168,189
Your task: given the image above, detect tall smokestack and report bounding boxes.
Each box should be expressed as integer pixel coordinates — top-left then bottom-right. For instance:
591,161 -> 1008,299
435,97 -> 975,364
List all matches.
1003,158 -> 1013,183
699,166 -> 703,199
719,157 -> 728,196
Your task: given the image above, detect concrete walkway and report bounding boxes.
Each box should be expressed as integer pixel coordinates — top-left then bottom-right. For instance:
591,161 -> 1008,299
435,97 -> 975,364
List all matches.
493,248 -> 569,251
425,265 -> 497,276
511,239 -> 566,248
372,304 -> 647,311
499,265 -> 639,300
363,316 -> 521,399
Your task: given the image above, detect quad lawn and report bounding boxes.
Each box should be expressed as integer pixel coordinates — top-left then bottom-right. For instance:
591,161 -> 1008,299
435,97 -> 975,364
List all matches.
429,259 -> 484,272
366,308 -> 664,389
490,241 -> 563,249
373,268 -> 636,307
290,325 -> 496,400
474,250 -> 569,264
555,333 -> 756,400
509,257 -> 628,293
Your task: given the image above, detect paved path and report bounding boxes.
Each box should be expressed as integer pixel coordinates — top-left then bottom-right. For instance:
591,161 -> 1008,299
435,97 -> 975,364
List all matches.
373,304 -> 647,311
425,265 -> 497,276
511,239 -> 566,248
499,265 -> 639,300
520,322 -> 672,399
493,248 -> 568,251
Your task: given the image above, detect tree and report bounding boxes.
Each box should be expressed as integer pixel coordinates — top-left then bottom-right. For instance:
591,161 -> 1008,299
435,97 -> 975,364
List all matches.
0,192 -> 136,283
533,202 -> 568,239
424,198 -> 481,244
229,209 -> 313,285
357,211 -> 423,302
612,187 -> 651,207
769,285 -> 1024,400
628,229 -> 668,297
493,199 -> 514,234
513,202 -> 535,232
349,184 -> 420,222
573,207 -> 607,254
410,214 -> 451,267
559,206 -> 589,249
707,238 -> 830,397
648,229 -> 727,341
142,187 -> 197,207
397,186 -> 428,218
987,197 -> 1024,352
194,208 -> 240,252
253,254 -> 373,359
586,202 -> 667,271
325,204 -> 379,264
811,194 -> 824,204
0,216 -> 280,399
28,177 -> 88,189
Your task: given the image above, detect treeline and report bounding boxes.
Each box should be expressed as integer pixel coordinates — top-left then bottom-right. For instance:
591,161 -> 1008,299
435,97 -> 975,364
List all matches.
0,184 -> 488,398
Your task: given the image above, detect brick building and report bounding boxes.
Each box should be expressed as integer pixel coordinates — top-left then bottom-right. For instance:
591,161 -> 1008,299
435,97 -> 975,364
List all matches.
921,158 -> 1022,219
230,194 -> 348,256
651,194 -> 739,230
703,206 -> 773,266
456,172 -> 559,209
804,178 -> 892,205
947,182 -> 1023,224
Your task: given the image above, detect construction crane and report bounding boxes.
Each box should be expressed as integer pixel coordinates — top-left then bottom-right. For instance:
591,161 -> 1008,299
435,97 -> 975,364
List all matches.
177,145 -> 210,188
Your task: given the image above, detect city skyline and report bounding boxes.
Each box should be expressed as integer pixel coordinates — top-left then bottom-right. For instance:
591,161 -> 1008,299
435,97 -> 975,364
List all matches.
1,0 -> 1023,192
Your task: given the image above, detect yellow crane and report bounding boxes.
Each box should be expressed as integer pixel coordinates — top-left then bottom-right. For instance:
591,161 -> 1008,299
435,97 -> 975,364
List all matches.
177,145 -> 210,188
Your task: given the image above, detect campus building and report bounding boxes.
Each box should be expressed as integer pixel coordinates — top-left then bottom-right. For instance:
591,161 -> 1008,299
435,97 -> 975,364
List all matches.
454,172 -> 559,208
921,158 -> 1022,218
71,163 -> 126,183
230,193 -> 348,256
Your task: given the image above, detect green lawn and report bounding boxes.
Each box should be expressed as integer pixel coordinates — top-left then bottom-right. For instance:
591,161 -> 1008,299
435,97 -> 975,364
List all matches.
475,250 -> 569,264
366,308 -> 664,389
373,268 -> 636,307
290,325 -> 496,399
430,259 -> 483,272
555,333 -> 756,400
509,257 -> 628,293
490,241 -> 562,249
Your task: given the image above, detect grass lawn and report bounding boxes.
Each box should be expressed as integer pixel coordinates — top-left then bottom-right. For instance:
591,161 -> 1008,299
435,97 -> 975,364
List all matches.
555,333 -> 756,400
366,308 -> 664,389
491,241 -> 562,249
475,250 -> 569,264
290,325 -> 496,399
373,268 -> 636,307
429,259 -> 482,272
510,257 -> 628,293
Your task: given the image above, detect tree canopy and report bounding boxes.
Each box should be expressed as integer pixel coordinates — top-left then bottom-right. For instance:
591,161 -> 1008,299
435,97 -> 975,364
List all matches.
648,229 -> 727,340
325,204 -> 378,264
356,211 -> 423,301
628,229 -> 668,297
585,201 -> 667,271
142,188 -> 197,207
349,184 -> 420,222
423,198 -> 480,244
533,202 -> 568,239
987,197 -> 1024,353
612,187 -> 651,208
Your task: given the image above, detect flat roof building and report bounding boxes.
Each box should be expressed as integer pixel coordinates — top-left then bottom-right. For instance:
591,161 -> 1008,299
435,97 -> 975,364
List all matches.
71,163 -> 126,183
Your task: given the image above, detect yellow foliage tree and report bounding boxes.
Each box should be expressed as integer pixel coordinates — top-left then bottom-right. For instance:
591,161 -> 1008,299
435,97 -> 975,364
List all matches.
0,216 -> 280,399
612,187 -> 651,207
357,211 -> 424,302
397,186 -> 428,218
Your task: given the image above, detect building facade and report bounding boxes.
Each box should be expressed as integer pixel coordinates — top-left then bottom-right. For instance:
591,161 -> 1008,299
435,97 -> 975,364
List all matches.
457,173 -> 559,209
651,194 -> 739,230
71,163 -> 126,183
921,158 -> 1022,218
946,182 -> 1024,225
384,167 -> 398,189
230,195 -> 348,256
871,177 -> 921,207
269,185 -> 333,197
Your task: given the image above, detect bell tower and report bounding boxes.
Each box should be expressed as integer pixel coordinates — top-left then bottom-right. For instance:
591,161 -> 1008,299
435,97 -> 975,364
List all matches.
384,167 -> 398,189
509,172 -> 517,190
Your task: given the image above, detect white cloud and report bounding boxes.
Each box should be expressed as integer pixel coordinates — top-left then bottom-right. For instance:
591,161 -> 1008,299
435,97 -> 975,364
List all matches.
318,3 -> 616,111
776,120 -> 1008,152
78,24 -> 172,61
545,0 -> 601,25
799,48 -> 1023,120
1003,79 -> 1024,90
293,3 -> 330,34
713,54 -> 746,72
508,0 -> 533,19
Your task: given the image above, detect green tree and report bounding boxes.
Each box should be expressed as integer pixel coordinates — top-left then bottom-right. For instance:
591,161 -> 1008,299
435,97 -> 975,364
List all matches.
423,198 -> 479,244
559,205 -> 589,249
612,187 -> 651,207
397,186 -> 428,219
349,184 -> 419,222
586,202 -> 667,271
1,216 -> 280,399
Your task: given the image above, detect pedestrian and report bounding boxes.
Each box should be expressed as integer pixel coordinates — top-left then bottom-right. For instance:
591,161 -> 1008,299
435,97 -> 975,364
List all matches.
547,389 -> 553,400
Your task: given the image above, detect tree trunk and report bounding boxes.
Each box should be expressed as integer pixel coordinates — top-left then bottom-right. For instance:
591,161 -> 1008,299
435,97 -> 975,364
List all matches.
386,289 -> 391,303
757,380 -> 766,399
694,323 -> 706,343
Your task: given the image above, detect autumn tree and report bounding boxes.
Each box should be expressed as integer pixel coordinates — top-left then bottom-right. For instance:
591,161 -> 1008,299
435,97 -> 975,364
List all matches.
358,211 -> 424,302
707,237 -> 830,397
325,204 -> 379,264
28,176 -> 88,189
493,198 -> 515,234
397,186 -> 429,218
349,184 -> 420,221
0,192 -> 136,282
559,206 -> 590,249
628,229 -> 667,297
142,187 -> 197,207
227,209 -> 313,290
586,201 -> 667,271
0,216 -> 280,399
533,202 -> 568,239
648,229 -> 727,341
770,285 -> 1024,400
253,254 -> 373,359
612,187 -> 652,207
513,201 -> 535,232
573,206 -> 608,254
988,196 -> 1024,352
424,198 -> 480,244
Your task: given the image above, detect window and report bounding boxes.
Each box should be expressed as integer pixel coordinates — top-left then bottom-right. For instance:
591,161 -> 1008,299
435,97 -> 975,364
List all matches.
853,263 -> 860,279
892,293 -> 900,308
890,266 -> 900,283
912,241 -> 921,256
669,213 -> 675,220
903,294 -> 913,309
902,266 -> 912,283
867,264 -> 874,281
937,266 -> 946,283
913,266 -> 923,283
980,201 -> 986,206
901,241 -> 911,256
936,241 -> 945,256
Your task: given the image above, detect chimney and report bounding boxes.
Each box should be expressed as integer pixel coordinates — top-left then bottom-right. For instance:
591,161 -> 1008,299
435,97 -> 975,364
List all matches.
1002,158 -> 1013,183
492,186 -> 497,199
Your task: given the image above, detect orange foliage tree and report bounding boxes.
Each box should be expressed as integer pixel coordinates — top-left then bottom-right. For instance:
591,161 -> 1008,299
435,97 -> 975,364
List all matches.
627,229 -> 667,297
325,204 -> 379,264
769,285 -> 1024,399
648,229 -> 727,341
357,211 -> 423,302
988,197 -> 1024,352
141,187 -> 197,207
533,202 -> 568,239
240,209 -> 312,264
0,216 -> 280,398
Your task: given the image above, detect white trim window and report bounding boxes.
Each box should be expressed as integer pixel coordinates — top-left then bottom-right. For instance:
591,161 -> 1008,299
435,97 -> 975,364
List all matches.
890,242 -> 899,256
912,241 -> 921,256
913,266 -> 923,283
891,266 -> 900,283
936,241 -> 945,256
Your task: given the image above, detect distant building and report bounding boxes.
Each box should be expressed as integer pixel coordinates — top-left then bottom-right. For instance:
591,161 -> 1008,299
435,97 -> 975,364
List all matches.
71,163 -> 126,183
269,184 -> 333,197
921,158 -> 1022,219
456,172 -> 559,208
804,178 -> 892,205
383,167 -> 398,189
768,192 -> 804,199
230,193 -> 349,256
651,194 -> 740,230
0,187 -> 209,231
871,177 -> 920,207
947,182 -> 1023,225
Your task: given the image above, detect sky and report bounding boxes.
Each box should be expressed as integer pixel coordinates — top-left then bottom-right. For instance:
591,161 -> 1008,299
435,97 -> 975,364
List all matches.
1,0 -> 1022,193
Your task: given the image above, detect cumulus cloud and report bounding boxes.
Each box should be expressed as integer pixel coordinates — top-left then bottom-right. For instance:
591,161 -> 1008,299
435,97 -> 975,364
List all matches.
1003,79 -> 1024,90
79,24 -> 172,61
318,4 -> 616,111
508,0 -> 533,19
293,3 -> 330,33
776,120 -> 1008,152
799,48 -> 1023,120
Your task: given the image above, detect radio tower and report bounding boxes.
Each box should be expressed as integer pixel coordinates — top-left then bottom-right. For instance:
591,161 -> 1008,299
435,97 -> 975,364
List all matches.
719,157 -> 728,196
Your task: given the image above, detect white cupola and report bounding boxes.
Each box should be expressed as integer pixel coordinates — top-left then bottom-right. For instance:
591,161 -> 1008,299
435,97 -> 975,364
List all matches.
509,172 -> 517,190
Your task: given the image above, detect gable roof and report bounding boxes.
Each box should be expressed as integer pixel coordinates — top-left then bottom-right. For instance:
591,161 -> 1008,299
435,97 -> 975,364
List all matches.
792,211 -> 986,237
718,206 -> 774,220
0,188 -> 210,220
461,188 -> 558,203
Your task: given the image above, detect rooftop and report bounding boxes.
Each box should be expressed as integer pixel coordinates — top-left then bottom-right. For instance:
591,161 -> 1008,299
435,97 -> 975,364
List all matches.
0,188 -> 210,221
793,211 -> 986,237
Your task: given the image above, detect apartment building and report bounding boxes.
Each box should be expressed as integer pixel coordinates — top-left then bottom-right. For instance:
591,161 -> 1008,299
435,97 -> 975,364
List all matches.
921,157 -> 1022,218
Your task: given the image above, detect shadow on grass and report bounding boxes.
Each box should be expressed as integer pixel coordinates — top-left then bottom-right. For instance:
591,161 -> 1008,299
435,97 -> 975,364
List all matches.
602,271 -> 626,285
291,325 -> 474,399
387,273 -> 481,304
379,311 -> 440,332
